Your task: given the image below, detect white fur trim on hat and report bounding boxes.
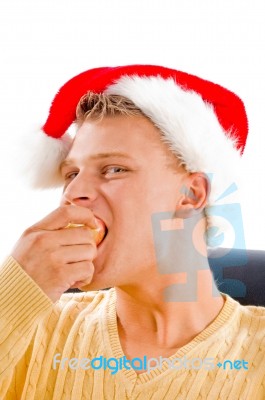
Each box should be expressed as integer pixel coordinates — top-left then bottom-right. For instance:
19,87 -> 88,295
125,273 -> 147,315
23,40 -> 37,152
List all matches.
20,128 -> 72,189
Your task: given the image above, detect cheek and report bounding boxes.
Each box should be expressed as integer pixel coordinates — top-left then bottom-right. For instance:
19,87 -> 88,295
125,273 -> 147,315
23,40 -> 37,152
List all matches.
117,209 -> 155,248
100,181 -> 127,200
59,194 -> 66,206
146,178 -> 182,212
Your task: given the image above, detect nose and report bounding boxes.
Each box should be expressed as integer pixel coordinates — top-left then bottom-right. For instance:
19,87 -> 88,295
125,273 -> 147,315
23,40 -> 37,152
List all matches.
61,172 -> 98,207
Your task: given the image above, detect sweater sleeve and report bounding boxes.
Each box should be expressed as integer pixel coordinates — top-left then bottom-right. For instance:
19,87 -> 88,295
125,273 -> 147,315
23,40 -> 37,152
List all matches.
0,256 -> 53,396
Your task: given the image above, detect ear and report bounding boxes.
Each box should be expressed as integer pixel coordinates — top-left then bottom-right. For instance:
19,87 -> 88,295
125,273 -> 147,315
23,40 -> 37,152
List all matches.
175,173 -> 210,218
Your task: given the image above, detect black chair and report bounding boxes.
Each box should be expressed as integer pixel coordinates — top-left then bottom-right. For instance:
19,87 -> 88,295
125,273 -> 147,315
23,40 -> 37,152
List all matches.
208,248 -> 265,307
68,248 -> 265,307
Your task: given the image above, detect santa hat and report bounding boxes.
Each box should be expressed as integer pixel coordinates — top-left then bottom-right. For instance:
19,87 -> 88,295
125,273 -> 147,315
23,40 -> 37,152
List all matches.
22,65 -> 248,243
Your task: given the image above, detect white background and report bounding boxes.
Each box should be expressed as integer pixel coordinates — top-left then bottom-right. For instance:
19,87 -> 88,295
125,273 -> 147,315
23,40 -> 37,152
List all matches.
0,0 -> 264,262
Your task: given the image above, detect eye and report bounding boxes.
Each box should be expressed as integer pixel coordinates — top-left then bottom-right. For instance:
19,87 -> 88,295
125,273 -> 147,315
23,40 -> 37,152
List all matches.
103,166 -> 128,176
64,171 -> 79,181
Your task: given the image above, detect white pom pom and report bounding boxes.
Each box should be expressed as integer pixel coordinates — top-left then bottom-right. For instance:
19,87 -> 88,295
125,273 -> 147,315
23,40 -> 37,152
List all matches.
18,128 -> 72,189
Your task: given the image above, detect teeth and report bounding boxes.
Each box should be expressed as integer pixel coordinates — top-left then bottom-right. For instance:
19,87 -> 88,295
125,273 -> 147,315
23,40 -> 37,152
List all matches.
65,219 -> 106,246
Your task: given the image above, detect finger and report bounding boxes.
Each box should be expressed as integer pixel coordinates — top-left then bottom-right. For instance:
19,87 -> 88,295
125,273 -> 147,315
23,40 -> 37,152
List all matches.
72,263 -> 95,288
55,244 -> 97,264
65,261 -> 95,287
27,205 -> 97,232
63,223 -> 105,246
50,226 -> 97,246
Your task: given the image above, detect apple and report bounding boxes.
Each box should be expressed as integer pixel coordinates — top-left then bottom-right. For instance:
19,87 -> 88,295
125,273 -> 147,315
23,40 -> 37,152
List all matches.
65,217 -> 106,246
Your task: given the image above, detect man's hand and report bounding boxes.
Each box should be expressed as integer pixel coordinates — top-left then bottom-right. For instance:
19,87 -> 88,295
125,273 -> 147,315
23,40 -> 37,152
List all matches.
11,206 -> 99,302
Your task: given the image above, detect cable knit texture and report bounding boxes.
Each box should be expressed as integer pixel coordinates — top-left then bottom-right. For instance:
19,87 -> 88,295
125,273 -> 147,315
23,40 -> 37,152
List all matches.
0,257 -> 265,399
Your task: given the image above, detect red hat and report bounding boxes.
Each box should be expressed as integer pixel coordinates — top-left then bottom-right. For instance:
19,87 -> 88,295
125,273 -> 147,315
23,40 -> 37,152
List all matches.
22,65 -> 248,211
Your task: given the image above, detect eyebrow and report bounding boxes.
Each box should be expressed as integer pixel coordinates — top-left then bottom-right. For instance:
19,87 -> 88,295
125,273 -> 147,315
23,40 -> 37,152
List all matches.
59,152 -> 133,172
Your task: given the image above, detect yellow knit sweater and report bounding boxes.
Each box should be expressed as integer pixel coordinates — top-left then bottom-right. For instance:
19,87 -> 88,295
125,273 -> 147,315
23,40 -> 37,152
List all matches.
0,257 -> 265,400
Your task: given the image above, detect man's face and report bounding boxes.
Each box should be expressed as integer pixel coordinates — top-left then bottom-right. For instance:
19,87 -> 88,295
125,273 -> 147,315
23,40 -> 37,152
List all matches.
60,115 -> 188,289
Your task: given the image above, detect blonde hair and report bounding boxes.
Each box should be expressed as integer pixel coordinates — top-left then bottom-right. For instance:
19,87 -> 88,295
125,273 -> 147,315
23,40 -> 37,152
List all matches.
76,92 -> 145,124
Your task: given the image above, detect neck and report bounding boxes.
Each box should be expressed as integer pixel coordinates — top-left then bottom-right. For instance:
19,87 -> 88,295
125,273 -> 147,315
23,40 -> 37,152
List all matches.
115,262 -> 224,351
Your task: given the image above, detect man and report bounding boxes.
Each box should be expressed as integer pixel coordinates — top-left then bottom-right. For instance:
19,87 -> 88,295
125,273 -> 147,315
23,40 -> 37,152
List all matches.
0,65 -> 264,399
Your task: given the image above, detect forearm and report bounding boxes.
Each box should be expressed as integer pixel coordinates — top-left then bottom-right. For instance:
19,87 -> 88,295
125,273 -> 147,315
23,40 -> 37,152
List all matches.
0,257 -> 53,394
